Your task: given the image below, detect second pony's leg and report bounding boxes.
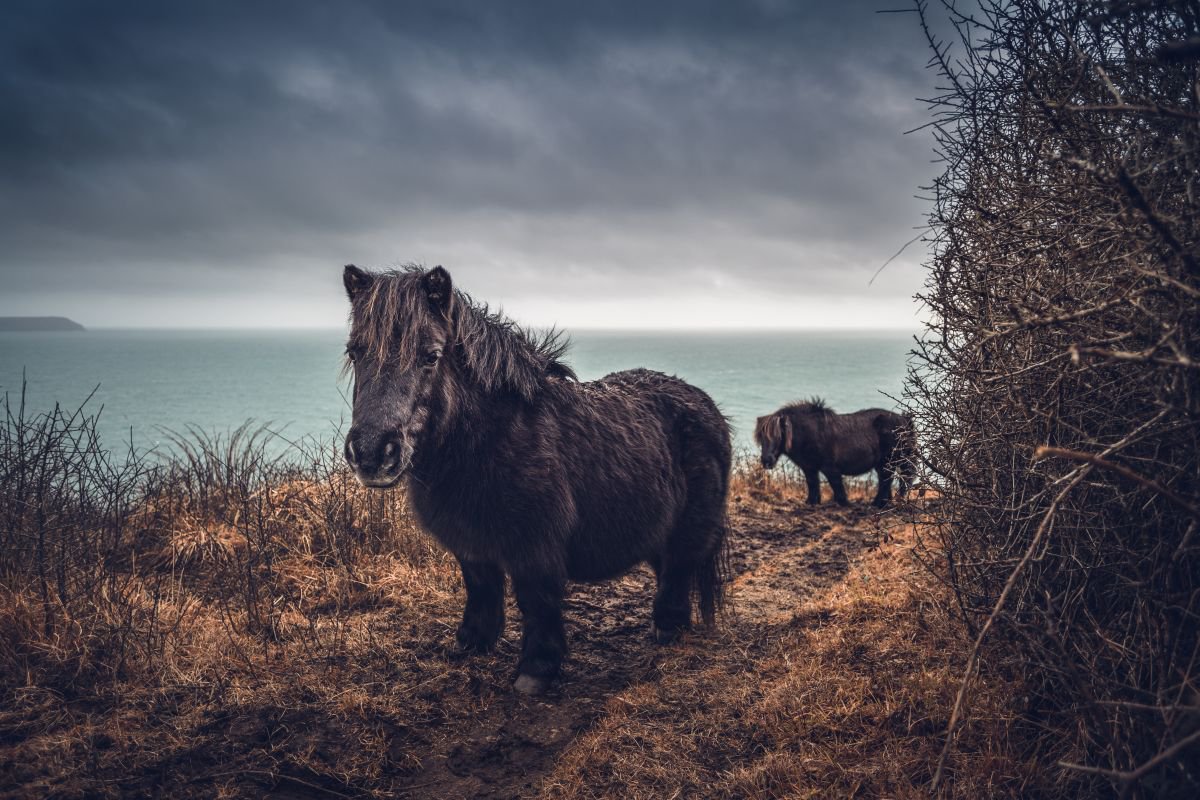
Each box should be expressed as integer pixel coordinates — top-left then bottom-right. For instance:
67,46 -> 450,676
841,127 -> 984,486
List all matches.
874,464 -> 894,507
511,572 -> 567,695
455,557 -> 506,653
824,471 -> 850,506
897,462 -> 914,498
895,446 -> 916,499
802,467 -> 823,505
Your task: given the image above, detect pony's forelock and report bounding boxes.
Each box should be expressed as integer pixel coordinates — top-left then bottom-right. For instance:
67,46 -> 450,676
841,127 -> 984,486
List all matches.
754,413 -> 784,451
346,266 -> 576,399
346,267 -> 437,373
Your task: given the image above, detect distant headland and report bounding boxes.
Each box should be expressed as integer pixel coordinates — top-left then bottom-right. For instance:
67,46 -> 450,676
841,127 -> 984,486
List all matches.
0,316 -> 86,332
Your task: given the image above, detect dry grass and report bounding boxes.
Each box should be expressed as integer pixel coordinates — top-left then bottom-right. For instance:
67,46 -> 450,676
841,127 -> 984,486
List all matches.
537,516 -> 1041,800
0,395 -> 1045,798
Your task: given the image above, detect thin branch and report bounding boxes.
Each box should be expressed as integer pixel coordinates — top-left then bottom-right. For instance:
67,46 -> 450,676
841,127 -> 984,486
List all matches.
1034,446 -> 1200,519
1059,727 -> 1200,786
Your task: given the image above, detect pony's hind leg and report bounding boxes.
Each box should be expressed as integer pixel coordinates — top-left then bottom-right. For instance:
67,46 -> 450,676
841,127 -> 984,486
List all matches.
824,471 -> 850,506
654,454 -> 729,642
511,572 -> 567,695
896,453 -> 916,499
455,557 -> 506,653
803,467 -> 822,505
651,557 -> 696,643
873,465 -> 894,507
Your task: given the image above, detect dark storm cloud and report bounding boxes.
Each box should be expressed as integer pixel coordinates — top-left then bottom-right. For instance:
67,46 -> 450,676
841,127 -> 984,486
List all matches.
0,0 -> 939,325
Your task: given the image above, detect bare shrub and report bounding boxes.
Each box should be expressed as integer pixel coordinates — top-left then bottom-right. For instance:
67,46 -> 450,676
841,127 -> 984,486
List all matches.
0,384 -> 419,696
0,383 -> 168,691
906,1 -> 1200,796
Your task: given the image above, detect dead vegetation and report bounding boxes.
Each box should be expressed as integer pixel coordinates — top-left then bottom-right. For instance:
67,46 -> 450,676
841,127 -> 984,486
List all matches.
11,7 -> 1196,796
0,386 -> 1051,798
540,493 -> 1041,800
906,1 -> 1200,797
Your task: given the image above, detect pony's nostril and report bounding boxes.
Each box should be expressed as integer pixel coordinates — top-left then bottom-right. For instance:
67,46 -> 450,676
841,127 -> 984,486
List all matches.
346,440 -> 359,466
382,441 -> 400,468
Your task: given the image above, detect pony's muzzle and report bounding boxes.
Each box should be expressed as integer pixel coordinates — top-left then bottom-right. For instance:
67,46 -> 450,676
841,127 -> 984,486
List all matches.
761,455 -> 778,469
345,427 -> 409,487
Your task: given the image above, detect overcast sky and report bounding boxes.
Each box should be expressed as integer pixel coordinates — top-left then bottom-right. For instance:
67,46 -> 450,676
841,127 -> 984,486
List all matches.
0,1 -> 941,329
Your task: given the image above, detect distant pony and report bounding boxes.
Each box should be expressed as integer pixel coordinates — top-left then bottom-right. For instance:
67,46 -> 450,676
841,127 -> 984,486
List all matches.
341,264 -> 732,694
754,399 -> 915,507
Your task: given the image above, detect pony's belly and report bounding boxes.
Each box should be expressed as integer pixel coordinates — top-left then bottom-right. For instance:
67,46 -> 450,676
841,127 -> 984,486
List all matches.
564,545 -> 642,582
562,514 -> 670,582
827,447 -> 878,476
832,460 -> 875,477
427,518 -> 650,581
415,495 -> 597,574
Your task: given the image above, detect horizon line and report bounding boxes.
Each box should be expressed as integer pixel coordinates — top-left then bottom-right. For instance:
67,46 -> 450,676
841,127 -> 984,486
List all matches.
56,324 -> 923,334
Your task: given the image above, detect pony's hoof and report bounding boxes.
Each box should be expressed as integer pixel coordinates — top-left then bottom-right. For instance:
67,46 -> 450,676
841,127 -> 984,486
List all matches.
651,623 -> 686,645
514,674 -> 549,695
455,626 -> 499,654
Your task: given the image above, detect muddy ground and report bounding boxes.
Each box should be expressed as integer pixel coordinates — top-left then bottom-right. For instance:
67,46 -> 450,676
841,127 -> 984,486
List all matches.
1,484 -> 907,800
310,490 -> 896,800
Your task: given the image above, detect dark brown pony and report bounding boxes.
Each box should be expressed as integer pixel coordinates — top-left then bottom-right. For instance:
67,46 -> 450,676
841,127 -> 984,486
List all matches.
754,399 -> 915,507
341,264 -> 731,694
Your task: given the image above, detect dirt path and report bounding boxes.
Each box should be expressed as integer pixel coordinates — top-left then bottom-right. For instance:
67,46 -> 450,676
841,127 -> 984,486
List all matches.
306,492 -> 894,800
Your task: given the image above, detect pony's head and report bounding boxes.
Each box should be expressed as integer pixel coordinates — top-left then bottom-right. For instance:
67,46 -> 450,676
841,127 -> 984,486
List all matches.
340,263 -> 575,488
753,412 -> 792,470
341,264 -> 456,487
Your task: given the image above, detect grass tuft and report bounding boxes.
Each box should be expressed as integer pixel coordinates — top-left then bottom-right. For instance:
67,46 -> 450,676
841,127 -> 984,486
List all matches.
0,387 -> 1047,798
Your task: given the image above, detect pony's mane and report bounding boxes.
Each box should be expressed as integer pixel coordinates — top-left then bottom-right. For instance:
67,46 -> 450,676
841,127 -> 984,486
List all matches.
755,398 -> 835,449
786,397 -> 833,416
349,267 -> 576,400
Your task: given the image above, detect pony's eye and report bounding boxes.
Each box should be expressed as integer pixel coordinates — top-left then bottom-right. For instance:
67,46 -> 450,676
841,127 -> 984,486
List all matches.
346,347 -> 360,363
423,350 -> 441,367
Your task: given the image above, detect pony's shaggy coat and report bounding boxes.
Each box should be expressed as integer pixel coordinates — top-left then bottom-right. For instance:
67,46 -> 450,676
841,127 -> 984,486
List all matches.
343,265 -> 732,693
755,399 -> 915,507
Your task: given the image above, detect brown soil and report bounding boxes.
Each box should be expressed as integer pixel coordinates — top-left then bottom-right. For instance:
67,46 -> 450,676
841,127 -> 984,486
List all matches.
4,482 -> 1033,799
317,491 -> 891,800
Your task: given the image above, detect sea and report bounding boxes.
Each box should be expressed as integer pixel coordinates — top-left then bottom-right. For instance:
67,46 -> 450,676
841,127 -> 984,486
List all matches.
0,329 -> 915,461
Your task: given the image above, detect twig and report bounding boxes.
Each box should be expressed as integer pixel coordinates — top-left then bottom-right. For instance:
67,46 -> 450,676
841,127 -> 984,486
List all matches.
1034,446 -> 1200,519
1059,727 -> 1200,787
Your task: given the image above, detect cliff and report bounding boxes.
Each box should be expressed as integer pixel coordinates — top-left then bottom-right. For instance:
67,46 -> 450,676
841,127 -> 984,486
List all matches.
0,316 -> 85,331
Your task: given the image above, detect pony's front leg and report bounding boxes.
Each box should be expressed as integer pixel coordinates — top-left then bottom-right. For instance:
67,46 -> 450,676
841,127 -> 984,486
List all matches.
825,471 -> 850,506
511,572 -> 566,695
455,557 -> 506,653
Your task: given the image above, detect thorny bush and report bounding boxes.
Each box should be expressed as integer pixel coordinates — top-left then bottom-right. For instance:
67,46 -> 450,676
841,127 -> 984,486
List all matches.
906,1 -> 1200,797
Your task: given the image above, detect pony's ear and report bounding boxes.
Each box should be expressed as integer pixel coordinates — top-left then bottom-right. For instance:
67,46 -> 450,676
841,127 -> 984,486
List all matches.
343,264 -> 373,301
781,415 -> 793,451
422,265 -> 453,316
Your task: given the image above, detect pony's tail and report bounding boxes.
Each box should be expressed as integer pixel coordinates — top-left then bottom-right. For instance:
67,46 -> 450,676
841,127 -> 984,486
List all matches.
695,515 -> 731,627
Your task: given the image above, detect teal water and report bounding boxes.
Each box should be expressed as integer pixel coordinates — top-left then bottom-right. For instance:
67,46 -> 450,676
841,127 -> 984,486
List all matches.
0,329 -> 914,459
